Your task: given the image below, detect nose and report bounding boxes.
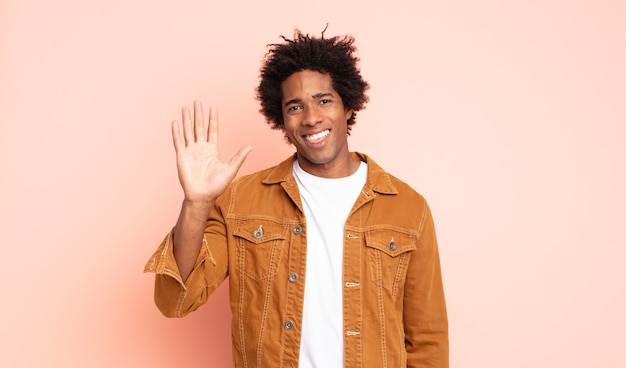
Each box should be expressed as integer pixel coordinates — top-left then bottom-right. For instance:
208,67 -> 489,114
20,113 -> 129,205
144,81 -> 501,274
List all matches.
302,104 -> 322,126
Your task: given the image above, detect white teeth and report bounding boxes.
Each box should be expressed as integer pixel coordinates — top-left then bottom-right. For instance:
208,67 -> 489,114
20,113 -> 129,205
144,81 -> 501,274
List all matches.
305,130 -> 329,142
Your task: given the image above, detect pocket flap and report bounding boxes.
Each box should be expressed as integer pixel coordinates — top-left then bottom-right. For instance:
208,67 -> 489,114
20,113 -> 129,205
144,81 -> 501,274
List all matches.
233,219 -> 288,244
365,229 -> 416,257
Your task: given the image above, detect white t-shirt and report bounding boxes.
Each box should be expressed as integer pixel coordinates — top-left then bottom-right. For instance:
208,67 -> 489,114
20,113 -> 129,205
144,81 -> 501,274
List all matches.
292,159 -> 368,368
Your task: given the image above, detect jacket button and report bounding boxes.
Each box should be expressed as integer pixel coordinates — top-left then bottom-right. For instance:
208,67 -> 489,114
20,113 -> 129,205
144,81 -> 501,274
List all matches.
293,226 -> 302,235
253,226 -> 263,239
288,273 -> 299,283
389,241 -> 397,251
284,320 -> 294,330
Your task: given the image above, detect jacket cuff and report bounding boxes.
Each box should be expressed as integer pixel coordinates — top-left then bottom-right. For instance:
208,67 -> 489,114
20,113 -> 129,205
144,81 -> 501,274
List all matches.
144,229 -> 212,287
143,230 -> 179,288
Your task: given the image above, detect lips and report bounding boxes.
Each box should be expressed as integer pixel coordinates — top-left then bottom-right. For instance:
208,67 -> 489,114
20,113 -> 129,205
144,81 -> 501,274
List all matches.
304,129 -> 330,143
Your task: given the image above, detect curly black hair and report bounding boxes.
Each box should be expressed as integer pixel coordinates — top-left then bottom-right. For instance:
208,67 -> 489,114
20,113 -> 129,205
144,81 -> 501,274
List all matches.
256,28 -> 370,132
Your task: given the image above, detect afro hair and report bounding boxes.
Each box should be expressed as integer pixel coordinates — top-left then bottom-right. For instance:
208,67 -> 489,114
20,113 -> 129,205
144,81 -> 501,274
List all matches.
256,28 -> 370,133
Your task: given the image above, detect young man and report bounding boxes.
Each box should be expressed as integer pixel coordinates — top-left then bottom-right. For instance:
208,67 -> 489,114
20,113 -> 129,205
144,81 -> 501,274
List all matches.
145,30 -> 448,367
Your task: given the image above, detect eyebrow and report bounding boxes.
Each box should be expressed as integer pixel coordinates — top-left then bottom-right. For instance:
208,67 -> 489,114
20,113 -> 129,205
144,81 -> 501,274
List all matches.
283,92 -> 335,107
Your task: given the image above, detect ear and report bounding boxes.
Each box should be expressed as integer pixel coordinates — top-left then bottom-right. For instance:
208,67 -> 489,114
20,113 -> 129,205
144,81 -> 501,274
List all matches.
345,109 -> 353,121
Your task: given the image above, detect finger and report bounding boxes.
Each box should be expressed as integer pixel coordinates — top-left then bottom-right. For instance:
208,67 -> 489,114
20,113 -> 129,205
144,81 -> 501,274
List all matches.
208,106 -> 219,144
171,120 -> 183,152
228,145 -> 254,173
193,100 -> 206,142
181,106 -> 193,146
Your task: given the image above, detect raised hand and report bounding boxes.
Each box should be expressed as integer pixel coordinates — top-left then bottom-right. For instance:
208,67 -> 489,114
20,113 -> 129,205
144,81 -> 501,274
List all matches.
172,101 -> 253,205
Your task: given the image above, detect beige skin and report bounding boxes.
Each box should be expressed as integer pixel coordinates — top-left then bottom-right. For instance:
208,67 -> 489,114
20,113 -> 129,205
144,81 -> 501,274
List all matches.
172,70 -> 359,281
171,102 -> 252,282
281,70 -> 359,178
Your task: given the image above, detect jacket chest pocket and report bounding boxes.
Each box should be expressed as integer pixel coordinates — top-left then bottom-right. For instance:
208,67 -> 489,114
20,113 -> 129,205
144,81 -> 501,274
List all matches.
365,229 -> 416,297
233,219 -> 289,280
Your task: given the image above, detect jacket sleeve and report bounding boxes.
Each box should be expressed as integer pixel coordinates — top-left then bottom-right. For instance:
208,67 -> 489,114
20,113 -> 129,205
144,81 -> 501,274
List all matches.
404,201 -> 449,367
143,197 -> 230,318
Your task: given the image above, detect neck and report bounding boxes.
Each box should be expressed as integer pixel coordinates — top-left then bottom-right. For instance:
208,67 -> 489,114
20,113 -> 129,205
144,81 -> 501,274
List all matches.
296,152 -> 360,178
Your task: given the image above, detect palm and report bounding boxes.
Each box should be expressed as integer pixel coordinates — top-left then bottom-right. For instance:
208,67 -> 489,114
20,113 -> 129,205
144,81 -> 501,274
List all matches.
172,102 -> 252,203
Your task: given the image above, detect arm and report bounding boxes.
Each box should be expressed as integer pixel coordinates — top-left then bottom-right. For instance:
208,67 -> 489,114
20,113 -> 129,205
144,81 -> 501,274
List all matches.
404,202 -> 449,367
170,101 -> 252,282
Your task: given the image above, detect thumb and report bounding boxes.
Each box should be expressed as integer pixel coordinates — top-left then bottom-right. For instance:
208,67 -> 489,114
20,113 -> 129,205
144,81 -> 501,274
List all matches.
228,145 -> 254,173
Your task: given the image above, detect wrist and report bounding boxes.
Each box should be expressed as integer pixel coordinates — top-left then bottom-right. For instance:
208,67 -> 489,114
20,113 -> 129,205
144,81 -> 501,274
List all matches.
181,198 -> 214,220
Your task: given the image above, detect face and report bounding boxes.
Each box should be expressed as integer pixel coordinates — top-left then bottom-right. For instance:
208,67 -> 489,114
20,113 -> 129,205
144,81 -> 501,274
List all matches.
281,70 -> 356,178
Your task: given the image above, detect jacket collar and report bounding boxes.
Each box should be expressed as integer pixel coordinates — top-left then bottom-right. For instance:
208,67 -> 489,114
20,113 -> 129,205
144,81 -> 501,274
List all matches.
262,152 -> 398,195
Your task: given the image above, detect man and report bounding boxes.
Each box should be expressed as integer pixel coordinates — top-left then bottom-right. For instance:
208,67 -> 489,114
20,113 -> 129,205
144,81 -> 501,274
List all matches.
145,30 -> 448,367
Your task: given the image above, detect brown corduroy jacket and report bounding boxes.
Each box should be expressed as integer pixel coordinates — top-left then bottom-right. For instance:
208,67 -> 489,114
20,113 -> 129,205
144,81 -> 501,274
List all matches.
145,152 -> 448,367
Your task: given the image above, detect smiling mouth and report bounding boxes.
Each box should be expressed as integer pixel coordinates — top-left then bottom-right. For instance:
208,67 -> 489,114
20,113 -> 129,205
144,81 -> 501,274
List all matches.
304,130 -> 330,142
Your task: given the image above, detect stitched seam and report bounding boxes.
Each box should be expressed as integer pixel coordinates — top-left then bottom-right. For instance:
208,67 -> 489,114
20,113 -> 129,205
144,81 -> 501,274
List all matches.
280,224 -> 296,367
356,209 -> 364,367
392,253 -> 410,299
256,240 -> 278,367
228,179 -> 237,216
237,238 -> 248,368
357,224 -> 418,235
162,268 -> 181,281
416,196 -> 428,236
160,233 -> 170,256
375,251 -> 388,367
175,284 -> 187,318
203,236 -> 217,267
226,213 -> 301,224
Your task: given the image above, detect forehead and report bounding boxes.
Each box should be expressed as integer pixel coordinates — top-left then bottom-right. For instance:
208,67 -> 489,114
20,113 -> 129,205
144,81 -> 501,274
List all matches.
281,70 -> 337,100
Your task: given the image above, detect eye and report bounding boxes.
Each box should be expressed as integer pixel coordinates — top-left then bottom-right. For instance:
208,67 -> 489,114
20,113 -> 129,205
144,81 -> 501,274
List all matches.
287,105 -> 302,112
320,99 -> 332,105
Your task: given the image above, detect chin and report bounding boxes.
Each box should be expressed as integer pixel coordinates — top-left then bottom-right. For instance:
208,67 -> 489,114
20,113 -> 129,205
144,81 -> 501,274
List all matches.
301,152 -> 335,165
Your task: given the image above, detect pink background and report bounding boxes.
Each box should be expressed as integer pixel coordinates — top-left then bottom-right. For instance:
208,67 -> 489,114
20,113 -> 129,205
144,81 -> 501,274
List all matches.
1,1 -> 625,367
